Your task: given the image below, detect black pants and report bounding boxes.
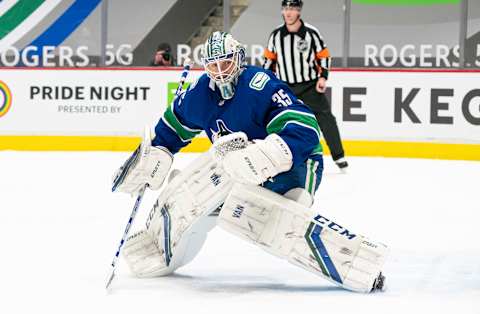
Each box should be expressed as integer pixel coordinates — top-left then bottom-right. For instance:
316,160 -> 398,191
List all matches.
288,80 -> 345,161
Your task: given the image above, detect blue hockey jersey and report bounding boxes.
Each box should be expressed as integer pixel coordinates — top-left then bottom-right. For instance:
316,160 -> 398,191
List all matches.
152,65 -> 323,166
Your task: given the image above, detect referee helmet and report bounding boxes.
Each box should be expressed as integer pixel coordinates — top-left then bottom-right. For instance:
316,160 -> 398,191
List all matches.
281,0 -> 303,8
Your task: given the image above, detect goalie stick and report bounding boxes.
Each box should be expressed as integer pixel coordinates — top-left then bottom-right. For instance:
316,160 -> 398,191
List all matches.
106,60 -> 193,290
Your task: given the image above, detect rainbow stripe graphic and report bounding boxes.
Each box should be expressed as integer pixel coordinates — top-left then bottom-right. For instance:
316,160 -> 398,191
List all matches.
0,80 -> 12,118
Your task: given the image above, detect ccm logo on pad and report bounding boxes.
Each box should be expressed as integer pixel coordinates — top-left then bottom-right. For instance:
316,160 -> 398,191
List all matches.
313,214 -> 357,240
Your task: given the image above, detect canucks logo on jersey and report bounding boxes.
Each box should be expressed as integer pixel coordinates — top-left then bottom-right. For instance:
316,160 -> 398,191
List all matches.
211,119 -> 234,142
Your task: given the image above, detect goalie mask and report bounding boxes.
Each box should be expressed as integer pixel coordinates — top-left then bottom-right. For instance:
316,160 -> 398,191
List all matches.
202,32 -> 246,100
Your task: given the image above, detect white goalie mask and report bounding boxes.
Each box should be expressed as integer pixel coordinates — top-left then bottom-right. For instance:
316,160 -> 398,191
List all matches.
202,32 -> 246,100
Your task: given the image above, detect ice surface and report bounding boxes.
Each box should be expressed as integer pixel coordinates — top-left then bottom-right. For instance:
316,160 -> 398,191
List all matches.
0,152 -> 478,314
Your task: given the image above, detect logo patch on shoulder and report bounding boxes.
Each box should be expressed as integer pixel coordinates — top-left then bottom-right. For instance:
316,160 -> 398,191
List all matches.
249,72 -> 270,91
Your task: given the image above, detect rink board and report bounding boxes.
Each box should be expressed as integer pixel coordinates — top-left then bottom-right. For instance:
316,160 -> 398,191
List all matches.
0,67 -> 478,160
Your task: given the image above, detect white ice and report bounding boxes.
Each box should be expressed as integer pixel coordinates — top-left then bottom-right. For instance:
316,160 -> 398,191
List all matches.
0,152 -> 479,314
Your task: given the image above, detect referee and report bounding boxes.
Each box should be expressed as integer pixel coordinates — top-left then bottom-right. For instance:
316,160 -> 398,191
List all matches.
263,0 -> 348,170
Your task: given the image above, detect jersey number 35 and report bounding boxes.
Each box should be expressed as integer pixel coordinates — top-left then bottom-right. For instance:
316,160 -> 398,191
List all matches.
272,89 -> 293,107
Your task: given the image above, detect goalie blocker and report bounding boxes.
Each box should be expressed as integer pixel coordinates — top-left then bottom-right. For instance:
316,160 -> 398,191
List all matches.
218,183 -> 389,293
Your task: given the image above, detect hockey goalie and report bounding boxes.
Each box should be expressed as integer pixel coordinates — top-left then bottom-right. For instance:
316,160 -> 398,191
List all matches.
112,32 -> 388,293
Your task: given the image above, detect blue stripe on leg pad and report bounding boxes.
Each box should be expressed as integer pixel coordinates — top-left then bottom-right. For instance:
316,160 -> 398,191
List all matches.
310,225 -> 343,284
161,205 -> 172,266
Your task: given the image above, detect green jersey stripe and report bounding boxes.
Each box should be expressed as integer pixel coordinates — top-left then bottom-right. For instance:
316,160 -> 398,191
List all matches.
308,160 -> 315,194
306,159 -> 313,193
163,106 -> 201,142
267,111 -> 323,154
312,145 -> 323,155
267,110 -> 319,133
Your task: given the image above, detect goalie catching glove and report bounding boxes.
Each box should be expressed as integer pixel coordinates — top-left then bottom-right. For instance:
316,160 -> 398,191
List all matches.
112,128 -> 173,194
213,132 -> 293,185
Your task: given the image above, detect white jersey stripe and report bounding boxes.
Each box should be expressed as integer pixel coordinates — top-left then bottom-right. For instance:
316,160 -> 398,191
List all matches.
275,31 -> 288,83
293,36 -> 303,84
283,34 -> 295,84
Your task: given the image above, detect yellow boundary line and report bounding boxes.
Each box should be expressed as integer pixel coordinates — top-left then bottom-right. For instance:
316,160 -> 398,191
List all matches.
0,136 -> 479,161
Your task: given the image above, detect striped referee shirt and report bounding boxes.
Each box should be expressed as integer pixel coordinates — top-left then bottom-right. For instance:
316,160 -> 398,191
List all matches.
263,20 -> 331,84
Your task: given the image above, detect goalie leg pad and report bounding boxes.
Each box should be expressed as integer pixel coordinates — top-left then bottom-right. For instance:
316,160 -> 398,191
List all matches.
218,183 -> 389,293
123,215 -> 216,277
123,152 -> 232,277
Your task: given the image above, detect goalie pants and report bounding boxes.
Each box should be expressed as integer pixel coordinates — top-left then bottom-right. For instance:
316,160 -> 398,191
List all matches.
288,81 -> 345,161
263,157 -> 323,198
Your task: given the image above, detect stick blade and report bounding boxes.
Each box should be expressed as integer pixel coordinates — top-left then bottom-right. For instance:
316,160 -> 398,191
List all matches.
105,270 -> 115,290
